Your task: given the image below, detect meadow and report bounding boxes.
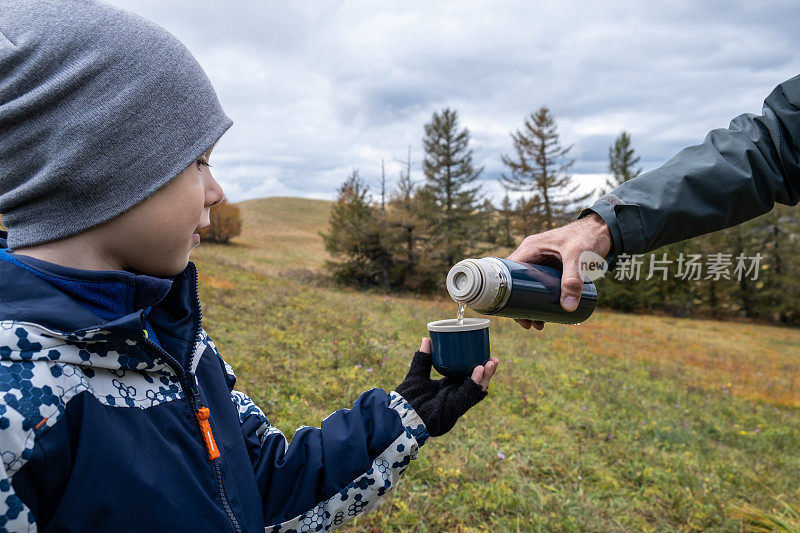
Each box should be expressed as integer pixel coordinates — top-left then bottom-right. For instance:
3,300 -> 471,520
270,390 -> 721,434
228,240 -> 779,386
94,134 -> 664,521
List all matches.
191,197 -> 800,532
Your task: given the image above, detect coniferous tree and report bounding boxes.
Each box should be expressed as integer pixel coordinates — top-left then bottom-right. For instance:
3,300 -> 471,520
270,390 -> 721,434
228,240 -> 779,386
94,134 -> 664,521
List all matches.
477,198 -> 497,244
389,151 -> 416,279
499,194 -> 515,247
500,106 -> 590,229
512,194 -> 545,238
595,132 -> 653,311
726,222 -> 758,319
385,149 -> 433,291
422,108 -> 484,268
320,169 -> 390,288
377,158 -> 390,288
404,185 -> 441,293
746,205 -> 800,324
605,131 -> 642,193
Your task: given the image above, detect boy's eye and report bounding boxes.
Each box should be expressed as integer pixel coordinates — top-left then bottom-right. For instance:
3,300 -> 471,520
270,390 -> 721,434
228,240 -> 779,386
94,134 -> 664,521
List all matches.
196,158 -> 212,169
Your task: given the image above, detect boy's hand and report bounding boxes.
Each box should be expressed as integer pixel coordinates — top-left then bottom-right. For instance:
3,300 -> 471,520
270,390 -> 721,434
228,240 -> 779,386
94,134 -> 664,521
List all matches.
395,338 -> 500,437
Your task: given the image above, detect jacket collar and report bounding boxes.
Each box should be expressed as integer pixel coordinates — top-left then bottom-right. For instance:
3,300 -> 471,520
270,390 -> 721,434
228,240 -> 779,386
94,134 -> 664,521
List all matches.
0,237 -> 203,374
0,249 -> 174,322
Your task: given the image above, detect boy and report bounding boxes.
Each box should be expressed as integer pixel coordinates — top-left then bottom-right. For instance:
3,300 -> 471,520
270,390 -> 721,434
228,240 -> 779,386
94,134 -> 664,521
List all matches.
0,1 -> 499,531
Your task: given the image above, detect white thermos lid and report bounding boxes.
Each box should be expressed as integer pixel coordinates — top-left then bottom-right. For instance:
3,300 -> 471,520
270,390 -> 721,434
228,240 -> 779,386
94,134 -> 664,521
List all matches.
446,259 -> 484,302
446,258 -> 510,312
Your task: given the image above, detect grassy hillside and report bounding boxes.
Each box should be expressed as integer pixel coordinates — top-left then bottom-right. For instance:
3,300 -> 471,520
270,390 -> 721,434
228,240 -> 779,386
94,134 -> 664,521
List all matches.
190,197 -> 800,532
196,196 -> 332,278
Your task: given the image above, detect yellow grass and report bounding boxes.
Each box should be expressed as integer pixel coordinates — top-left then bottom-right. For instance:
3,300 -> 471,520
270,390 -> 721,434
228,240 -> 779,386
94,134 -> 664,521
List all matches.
571,313 -> 800,407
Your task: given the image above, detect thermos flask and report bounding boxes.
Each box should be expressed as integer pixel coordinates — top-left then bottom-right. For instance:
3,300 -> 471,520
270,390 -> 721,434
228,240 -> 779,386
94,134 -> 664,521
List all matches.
446,257 -> 597,324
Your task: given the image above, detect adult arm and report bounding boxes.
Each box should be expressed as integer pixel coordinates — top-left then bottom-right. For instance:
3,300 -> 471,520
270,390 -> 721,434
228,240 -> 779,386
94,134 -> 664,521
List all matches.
579,74 -> 800,264
509,74 -> 800,329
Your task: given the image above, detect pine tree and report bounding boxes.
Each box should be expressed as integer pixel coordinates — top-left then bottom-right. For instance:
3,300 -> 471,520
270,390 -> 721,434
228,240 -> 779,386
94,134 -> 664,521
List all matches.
422,108 -> 484,268
478,198 -> 497,244
407,185 -> 442,293
727,222 -> 757,319
499,194 -> 515,246
378,158 -> 390,287
512,194 -> 545,238
606,131 -> 642,192
320,169 -> 390,288
747,205 -> 800,324
385,148 -> 428,290
500,106 -> 590,228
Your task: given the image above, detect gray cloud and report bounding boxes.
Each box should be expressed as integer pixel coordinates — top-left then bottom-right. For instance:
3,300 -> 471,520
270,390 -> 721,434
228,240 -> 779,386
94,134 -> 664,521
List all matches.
108,0 -> 800,203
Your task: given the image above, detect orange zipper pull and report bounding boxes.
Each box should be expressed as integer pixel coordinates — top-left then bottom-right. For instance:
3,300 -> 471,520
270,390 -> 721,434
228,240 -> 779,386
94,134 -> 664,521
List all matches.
195,406 -> 221,460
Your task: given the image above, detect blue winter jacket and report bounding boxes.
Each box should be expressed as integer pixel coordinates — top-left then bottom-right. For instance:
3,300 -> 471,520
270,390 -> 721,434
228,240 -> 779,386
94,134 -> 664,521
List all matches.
0,234 -> 429,532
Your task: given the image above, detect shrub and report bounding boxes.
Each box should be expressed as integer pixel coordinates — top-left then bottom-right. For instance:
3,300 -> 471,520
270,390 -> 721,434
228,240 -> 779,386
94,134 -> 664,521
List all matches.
199,199 -> 242,244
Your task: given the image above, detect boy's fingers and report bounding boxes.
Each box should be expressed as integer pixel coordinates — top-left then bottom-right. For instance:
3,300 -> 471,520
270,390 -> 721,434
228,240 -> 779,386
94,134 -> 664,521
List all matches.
407,349 -> 433,378
419,337 -> 431,354
471,365 -> 484,385
480,359 -> 499,390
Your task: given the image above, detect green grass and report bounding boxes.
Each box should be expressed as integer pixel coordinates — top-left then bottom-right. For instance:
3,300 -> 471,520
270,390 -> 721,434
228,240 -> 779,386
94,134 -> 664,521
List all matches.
191,197 -> 800,532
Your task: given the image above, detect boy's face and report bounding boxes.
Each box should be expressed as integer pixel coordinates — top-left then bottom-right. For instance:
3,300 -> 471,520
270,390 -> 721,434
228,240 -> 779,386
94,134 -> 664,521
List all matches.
98,145 -> 225,276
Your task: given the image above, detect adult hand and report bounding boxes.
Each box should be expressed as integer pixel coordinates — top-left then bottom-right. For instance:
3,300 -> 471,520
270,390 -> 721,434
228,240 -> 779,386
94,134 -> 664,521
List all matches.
395,338 -> 499,437
506,212 -> 613,331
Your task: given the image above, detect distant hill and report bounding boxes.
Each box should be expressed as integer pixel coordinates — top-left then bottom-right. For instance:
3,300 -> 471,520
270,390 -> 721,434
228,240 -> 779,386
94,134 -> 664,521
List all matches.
237,196 -> 333,237
194,196 -> 332,278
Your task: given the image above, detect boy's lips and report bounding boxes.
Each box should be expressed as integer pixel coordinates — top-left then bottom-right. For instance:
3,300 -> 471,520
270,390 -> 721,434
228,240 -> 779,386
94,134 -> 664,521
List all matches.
192,225 -> 206,244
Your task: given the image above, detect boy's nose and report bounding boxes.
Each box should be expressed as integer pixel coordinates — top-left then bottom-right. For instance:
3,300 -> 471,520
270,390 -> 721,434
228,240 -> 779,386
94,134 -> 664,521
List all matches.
208,193 -> 224,208
206,177 -> 225,208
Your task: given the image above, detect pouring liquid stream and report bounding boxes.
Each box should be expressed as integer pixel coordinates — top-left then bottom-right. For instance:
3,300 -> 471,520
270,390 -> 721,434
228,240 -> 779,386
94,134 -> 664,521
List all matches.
456,302 -> 466,326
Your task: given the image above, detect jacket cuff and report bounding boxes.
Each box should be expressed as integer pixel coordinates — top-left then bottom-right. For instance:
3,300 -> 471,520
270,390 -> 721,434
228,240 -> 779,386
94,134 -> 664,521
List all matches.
388,391 -> 429,449
579,193 -> 650,267
578,198 -> 622,270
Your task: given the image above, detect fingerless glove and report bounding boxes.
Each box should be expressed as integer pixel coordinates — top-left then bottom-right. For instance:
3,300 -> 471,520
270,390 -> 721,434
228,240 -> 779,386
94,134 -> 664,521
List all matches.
395,350 -> 488,437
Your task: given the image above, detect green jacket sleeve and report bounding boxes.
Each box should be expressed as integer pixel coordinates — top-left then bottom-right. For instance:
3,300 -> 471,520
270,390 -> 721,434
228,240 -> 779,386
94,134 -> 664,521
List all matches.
578,74 -> 800,266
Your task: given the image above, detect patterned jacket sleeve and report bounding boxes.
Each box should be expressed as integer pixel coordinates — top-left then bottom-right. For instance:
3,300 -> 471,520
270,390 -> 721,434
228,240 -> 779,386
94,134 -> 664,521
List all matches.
220,357 -> 429,531
578,74 -> 800,268
0,407 -> 39,531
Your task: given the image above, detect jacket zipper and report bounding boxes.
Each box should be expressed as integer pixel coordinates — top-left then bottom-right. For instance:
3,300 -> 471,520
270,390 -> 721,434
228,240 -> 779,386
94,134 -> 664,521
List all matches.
136,264 -> 242,533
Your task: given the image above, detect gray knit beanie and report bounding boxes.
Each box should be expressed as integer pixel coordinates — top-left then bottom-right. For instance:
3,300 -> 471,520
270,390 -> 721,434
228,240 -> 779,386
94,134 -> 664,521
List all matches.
0,0 -> 233,249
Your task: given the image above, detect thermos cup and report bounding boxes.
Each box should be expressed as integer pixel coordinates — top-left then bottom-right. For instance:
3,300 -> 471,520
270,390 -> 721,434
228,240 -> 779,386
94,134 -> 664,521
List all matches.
446,257 -> 597,324
426,318 -> 490,376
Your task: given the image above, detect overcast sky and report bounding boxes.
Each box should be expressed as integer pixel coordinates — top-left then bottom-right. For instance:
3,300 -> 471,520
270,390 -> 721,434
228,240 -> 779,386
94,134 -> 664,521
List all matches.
109,0 -> 800,205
